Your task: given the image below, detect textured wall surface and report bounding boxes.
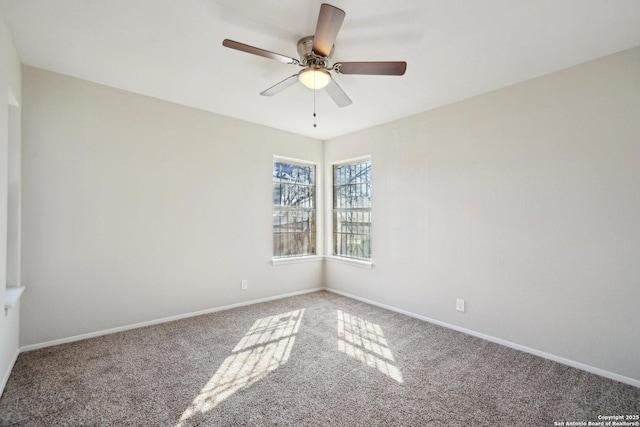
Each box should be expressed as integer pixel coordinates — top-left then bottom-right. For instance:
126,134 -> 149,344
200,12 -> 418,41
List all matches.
20,66 -> 323,346
325,47 -> 640,382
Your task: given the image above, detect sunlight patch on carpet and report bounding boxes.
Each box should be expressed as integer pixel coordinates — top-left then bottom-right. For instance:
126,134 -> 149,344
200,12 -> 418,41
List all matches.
176,309 -> 304,425
337,310 -> 403,383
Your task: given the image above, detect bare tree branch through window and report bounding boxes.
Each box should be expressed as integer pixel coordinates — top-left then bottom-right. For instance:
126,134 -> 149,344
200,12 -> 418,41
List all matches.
273,161 -> 316,257
333,160 -> 371,260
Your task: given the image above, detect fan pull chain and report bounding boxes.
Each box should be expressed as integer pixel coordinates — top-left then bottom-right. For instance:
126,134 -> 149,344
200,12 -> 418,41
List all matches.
313,89 -> 317,128
313,73 -> 317,128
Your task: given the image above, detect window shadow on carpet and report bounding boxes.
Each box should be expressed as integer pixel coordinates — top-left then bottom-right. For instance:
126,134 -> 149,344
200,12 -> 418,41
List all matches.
337,310 -> 403,383
176,309 -> 304,426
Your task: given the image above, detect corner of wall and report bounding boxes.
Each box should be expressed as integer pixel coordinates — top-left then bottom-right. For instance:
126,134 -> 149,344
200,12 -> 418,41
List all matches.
0,8 -> 23,397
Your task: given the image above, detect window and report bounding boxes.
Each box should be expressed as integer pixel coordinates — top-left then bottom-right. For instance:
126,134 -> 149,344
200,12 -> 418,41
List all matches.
273,160 -> 316,257
333,159 -> 371,260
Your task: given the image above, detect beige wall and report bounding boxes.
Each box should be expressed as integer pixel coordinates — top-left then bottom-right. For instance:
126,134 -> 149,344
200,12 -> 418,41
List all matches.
324,47 -> 640,383
20,66 -> 323,346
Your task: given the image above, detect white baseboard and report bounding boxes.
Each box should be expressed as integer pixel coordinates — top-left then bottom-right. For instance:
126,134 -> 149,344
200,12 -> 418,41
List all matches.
20,287 -> 324,353
326,288 -> 640,389
1,349 -> 20,397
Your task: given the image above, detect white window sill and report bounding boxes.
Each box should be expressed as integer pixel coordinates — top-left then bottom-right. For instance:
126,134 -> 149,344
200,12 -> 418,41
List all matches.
325,256 -> 374,269
271,255 -> 324,266
5,286 -> 26,314
270,255 -> 373,269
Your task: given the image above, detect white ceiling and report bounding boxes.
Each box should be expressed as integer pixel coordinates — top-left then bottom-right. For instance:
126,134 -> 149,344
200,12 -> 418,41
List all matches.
2,0 -> 640,140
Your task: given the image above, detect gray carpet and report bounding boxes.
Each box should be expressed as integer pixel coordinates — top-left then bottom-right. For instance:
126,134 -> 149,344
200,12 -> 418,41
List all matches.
1,291 -> 638,426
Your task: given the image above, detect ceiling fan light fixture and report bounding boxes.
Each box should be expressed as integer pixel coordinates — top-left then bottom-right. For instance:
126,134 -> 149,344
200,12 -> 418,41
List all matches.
223,4 -> 405,107
298,68 -> 331,90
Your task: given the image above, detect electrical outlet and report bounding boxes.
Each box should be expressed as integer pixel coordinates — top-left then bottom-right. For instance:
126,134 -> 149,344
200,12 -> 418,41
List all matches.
456,298 -> 465,312
241,280 -> 248,290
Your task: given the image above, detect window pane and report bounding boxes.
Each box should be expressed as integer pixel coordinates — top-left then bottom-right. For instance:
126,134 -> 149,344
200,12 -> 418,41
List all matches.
273,161 -> 316,257
333,160 -> 371,260
274,162 -> 313,185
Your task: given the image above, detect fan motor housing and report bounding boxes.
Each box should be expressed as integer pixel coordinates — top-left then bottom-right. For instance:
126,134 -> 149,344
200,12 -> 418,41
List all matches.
297,36 -> 333,67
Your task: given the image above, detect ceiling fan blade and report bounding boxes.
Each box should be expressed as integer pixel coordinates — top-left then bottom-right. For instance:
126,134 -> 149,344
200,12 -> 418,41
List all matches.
334,61 -> 407,76
260,74 -> 299,97
312,4 -> 346,57
324,79 -> 352,108
223,39 -> 300,65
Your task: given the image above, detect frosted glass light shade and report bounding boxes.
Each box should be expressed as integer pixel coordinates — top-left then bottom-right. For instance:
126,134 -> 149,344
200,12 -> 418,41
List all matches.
298,68 -> 331,90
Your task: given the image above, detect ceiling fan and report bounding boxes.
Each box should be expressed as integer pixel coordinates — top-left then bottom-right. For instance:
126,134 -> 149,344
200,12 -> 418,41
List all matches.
222,3 -> 407,108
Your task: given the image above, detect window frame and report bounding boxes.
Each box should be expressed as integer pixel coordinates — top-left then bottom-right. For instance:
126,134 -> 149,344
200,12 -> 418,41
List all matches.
271,156 -> 322,262
328,156 -> 373,265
